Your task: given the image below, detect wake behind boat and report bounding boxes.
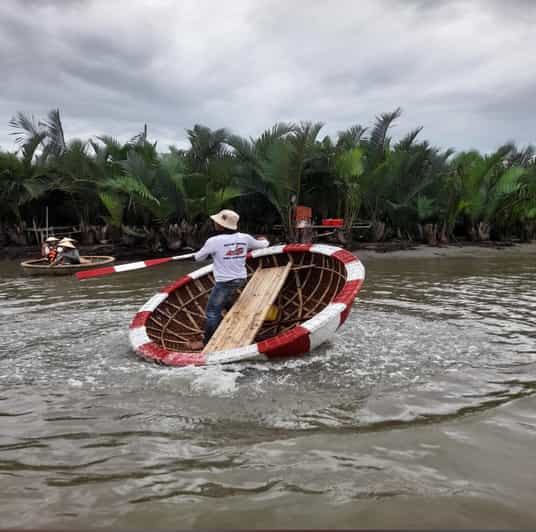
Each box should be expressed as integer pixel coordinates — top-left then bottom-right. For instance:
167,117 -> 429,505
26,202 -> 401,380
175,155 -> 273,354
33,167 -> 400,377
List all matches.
129,244 -> 365,366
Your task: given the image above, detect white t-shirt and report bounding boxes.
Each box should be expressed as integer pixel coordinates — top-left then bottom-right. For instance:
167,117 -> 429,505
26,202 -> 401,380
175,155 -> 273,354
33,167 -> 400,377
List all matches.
194,232 -> 270,282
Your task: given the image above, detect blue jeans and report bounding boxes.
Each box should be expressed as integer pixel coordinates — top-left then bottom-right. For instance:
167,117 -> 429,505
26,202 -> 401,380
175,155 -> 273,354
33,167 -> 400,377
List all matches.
204,279 -> 245,344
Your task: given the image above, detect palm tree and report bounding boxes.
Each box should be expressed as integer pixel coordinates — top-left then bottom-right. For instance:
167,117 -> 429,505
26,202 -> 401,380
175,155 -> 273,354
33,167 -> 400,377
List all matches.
0,151 -> 48,225
449,145 -> 516,240
185,124 -> 230,174
288,121 -> 324,208
228,122 -> 297,238
177,125 -> 242,224
334,146 -> 364,236
97,134 -> 162,228
4,106 -> 536,247
382,133 -> 452,241
355,108 -> 402,240
489,164 -> 535,240
336,124 -> 367,150
300,135 -> 339,221
9,109 -> 66,165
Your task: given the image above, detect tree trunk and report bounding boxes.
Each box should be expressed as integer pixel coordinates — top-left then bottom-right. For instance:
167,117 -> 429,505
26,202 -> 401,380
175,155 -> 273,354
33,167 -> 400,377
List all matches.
336,228 -> 348,246
468,224 -> 478,241
95,225 -> 110,244
6,224 -> 28,245
160,223 -> 183,250
423,223 -> 437,245
416,223 -> 424,242
183,219 -> 212,249
144,228 -> 163,253
371,221 -> 385,242
108,225 -> 121,243
522,221 -> 535,242
286,208 -> 295,243
121,225 -> 141,247
0,223 -> 8,246
80,222 -> 96,245
477,222 -> 491,241
439,221 -> 449,244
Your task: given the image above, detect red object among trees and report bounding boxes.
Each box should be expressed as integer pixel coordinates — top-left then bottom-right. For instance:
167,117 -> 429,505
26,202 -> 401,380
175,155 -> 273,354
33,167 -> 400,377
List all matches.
321,218 -> 344,227
293,205 -> 312,223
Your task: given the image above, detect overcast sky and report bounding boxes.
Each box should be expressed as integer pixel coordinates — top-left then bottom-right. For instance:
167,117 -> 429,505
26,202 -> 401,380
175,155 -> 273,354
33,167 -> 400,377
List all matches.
1,0 -> 535,153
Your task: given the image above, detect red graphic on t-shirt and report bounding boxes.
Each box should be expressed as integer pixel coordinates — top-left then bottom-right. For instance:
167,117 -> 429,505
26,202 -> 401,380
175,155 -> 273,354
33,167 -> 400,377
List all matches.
225,246 -> 245,257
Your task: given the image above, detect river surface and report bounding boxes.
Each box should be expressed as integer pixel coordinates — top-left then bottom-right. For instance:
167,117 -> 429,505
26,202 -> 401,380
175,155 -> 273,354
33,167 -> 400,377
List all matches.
1,250 -> 535,529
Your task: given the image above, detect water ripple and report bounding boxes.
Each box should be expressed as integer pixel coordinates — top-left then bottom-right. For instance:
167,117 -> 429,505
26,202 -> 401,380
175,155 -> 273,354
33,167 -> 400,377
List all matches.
1,253 -> 536,527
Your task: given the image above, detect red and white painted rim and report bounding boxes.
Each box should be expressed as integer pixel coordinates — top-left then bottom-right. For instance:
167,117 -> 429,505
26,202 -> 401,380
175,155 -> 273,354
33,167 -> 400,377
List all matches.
129,244 -> 365,366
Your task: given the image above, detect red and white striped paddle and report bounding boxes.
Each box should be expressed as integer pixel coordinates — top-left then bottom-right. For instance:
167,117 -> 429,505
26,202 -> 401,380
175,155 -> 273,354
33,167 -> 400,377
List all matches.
76,253 -> 196,280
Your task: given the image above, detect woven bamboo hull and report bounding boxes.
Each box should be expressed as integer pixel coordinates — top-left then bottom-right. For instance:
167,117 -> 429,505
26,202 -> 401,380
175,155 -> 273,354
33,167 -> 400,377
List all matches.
20,256 -> 115,276
129,244 -> 365,366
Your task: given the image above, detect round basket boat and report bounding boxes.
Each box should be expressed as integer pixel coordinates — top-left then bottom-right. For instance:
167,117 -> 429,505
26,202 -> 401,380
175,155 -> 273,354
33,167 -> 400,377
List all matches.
21,256 -> 115,276
129,244 -> 365,367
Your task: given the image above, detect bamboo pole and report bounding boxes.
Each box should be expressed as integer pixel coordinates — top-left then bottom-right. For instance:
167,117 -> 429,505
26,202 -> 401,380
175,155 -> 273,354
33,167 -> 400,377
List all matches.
32,218 -> 39,244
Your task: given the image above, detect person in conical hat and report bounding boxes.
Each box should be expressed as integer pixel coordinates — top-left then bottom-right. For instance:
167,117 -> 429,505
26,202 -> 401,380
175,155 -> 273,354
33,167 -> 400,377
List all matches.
41,236 -> 60,257
50,238 -> 81,266
58,239 -> 76,248
187,209 -> 270,350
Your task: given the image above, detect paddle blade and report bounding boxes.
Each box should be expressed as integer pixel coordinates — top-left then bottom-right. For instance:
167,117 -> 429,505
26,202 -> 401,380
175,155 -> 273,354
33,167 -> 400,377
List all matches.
76,266 -> 116,280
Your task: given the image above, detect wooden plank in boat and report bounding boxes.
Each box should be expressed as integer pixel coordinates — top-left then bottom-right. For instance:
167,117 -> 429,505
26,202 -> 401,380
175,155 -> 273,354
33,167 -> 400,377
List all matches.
203,261 -> 292,353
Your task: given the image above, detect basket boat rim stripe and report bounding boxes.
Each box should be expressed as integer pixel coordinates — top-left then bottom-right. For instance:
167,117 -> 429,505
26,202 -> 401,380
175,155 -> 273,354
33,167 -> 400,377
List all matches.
130,245 -> 365,365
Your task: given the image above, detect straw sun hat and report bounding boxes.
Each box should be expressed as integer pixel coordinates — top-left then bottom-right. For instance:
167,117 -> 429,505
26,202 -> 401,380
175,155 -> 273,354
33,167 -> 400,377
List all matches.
210,209 -> 239,231
45,237 -> 60,242
58,239 -> 76,249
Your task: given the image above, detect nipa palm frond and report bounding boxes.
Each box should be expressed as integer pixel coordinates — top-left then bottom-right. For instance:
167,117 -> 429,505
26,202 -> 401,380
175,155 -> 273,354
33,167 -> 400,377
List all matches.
8,112 -> 44,144
367,107 -> 402,169
98,191 -> 124,227
254,122 -> 296,157
336,125 -> 367,149
396,126 -> 423,151
40,108 -> 66,157
104,175 -> 160,205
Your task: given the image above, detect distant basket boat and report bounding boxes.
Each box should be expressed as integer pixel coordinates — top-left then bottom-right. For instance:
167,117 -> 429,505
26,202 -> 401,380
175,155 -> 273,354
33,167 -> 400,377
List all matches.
129,244 -> 365,367
20,256 -> 115,276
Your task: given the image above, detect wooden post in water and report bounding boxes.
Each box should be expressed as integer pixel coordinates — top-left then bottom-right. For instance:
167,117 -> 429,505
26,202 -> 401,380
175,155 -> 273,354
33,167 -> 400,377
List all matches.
32,218 -> 39,244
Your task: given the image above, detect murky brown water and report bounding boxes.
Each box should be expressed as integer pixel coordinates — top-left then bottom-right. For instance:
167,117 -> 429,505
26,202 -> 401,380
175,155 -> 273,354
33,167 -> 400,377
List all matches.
1,251 -> 535,529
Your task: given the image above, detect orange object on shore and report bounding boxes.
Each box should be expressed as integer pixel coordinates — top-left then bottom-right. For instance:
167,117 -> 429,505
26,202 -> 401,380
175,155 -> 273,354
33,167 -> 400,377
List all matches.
322,218 -> 344,227
293,205 -> 312,223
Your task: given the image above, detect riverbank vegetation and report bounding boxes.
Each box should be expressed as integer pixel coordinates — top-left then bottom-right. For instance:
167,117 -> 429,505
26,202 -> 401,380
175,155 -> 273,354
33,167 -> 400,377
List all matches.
1,108 -> 535,251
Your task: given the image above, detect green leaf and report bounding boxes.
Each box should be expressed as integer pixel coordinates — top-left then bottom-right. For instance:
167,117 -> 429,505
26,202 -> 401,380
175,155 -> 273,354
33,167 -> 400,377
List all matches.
335,147 -> 364,180
98,191 -> 124,227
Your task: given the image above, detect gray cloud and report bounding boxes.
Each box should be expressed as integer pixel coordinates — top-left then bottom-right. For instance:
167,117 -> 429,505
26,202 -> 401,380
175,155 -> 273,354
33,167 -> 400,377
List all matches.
1,0 -> 535,154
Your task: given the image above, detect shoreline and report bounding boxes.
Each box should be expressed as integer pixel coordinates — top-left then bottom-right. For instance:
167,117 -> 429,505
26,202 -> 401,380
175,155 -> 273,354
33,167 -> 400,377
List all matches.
2,240 -> 535,263
352,240 -> 536,260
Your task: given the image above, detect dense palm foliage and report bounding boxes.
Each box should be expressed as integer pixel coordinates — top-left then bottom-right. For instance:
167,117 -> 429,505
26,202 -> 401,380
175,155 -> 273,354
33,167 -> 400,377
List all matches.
1,108 -> 535,248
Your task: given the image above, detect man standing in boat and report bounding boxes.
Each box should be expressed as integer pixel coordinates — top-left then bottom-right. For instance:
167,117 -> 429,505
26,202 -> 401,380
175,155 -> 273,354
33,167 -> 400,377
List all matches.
188,209 -> 269,350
